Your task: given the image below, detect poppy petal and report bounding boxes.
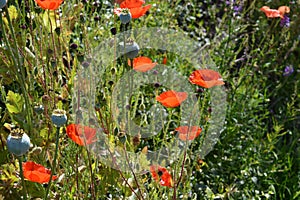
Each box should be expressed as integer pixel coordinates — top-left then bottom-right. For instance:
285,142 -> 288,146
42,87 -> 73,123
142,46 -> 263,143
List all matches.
162,56 -> 167,65
189,69 -> 224,88
260,6 -> 281,18
277,6 -> 290,18
129,56 -> 157,72
35,0 -> 63,10
149,165 -> 173,187
175,126 -> 202,141
23,161 -> 57,184
129,5 -> 151,19
66,124 -> 97,146
156,90 -> 188,108
120,0 -> 144,9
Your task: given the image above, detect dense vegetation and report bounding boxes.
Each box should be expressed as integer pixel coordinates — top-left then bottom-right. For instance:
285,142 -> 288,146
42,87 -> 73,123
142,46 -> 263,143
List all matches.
0,0 -> 299,199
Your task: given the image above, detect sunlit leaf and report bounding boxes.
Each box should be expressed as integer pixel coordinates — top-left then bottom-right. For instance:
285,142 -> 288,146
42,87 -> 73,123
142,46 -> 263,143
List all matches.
5,91 -> 24,114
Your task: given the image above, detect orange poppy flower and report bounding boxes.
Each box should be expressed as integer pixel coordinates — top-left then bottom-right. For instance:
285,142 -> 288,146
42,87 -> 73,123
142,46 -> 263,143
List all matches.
128,56 -> 157,72
66,124 -> 97,146
35,0 -> 63,10
156,90 -> 188,108
189,69 -> 224,88
23,161 -> 57,184
175,126 -> 202,141
119,0 -> 151,19
149,165 -> 173,188
120,0 -> 144,8
260,6 -> 281,18
277,6 -> 290,17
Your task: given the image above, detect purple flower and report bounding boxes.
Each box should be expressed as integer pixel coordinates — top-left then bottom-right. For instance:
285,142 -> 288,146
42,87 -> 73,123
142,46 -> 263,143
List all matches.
233,5 -> 243,14
280,15 -> 290,27
225,0 -> 235,5
283,66 -> 294,76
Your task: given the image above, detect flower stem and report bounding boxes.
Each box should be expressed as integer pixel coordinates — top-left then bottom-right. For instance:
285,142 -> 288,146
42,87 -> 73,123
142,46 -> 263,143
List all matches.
18,157 -> 27,200
44,127 -> 60,199
1,6 -> 33,133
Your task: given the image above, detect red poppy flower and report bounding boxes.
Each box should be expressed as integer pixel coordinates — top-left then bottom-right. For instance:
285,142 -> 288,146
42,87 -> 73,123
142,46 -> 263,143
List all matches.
66,124 -> 97,146
23,161 -> 57,184
35,0 -> 63,10
175,126 -> 202,141
120,0 -> 144,8
156,90 -> 188,108
260,6 -> 281,18
189,69 -> 224,88
150,165 -> 173,188
128,56 -> 157,72
118,0 -> 151,19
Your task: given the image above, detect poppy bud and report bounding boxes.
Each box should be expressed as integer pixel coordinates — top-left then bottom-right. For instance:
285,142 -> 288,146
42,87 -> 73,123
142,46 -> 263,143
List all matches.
119,9 -> 131,24
132,133 -> 141,146
0,0 -> 7,9
7,128 -> 31,157
70,43 -> 78,50
110,27 -> 117,35
42,94 -> 51,102
51,109 -> 67,127
119,40 -> 139,59
81,61 -> 90,68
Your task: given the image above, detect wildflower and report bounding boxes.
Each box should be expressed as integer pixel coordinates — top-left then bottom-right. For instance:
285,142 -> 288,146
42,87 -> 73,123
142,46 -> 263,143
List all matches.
7,128 -> 31,157
150,165 -> 173,188
283,65 -> 294,76
174,126 -> 202,141
35,0 -> 63,10
116,0 -> 151,19
0,0 -> 7,9
233,5 -> 242,14
260,6 -> 290,19
280,15 -> 290,27
189,69 -> 225,88
51,109 -> 67,127
128,56 -> 157,72
23,161 -> 57,184
260,6 -> 281,18
156,90 -> 188,108
278,6 -> 290,17
66,124 -> 97,146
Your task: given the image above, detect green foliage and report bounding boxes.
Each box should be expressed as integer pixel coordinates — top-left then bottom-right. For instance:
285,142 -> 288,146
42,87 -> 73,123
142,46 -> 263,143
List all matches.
0,0 -> 299,199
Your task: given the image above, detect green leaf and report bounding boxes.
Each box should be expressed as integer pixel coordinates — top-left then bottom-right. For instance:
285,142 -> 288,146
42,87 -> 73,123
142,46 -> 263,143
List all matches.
5,91 -> 24,114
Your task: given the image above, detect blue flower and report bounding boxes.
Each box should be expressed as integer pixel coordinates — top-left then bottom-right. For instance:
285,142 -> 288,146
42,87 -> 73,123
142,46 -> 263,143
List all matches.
7,128 -> 31,157
283,66 -> 294,76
